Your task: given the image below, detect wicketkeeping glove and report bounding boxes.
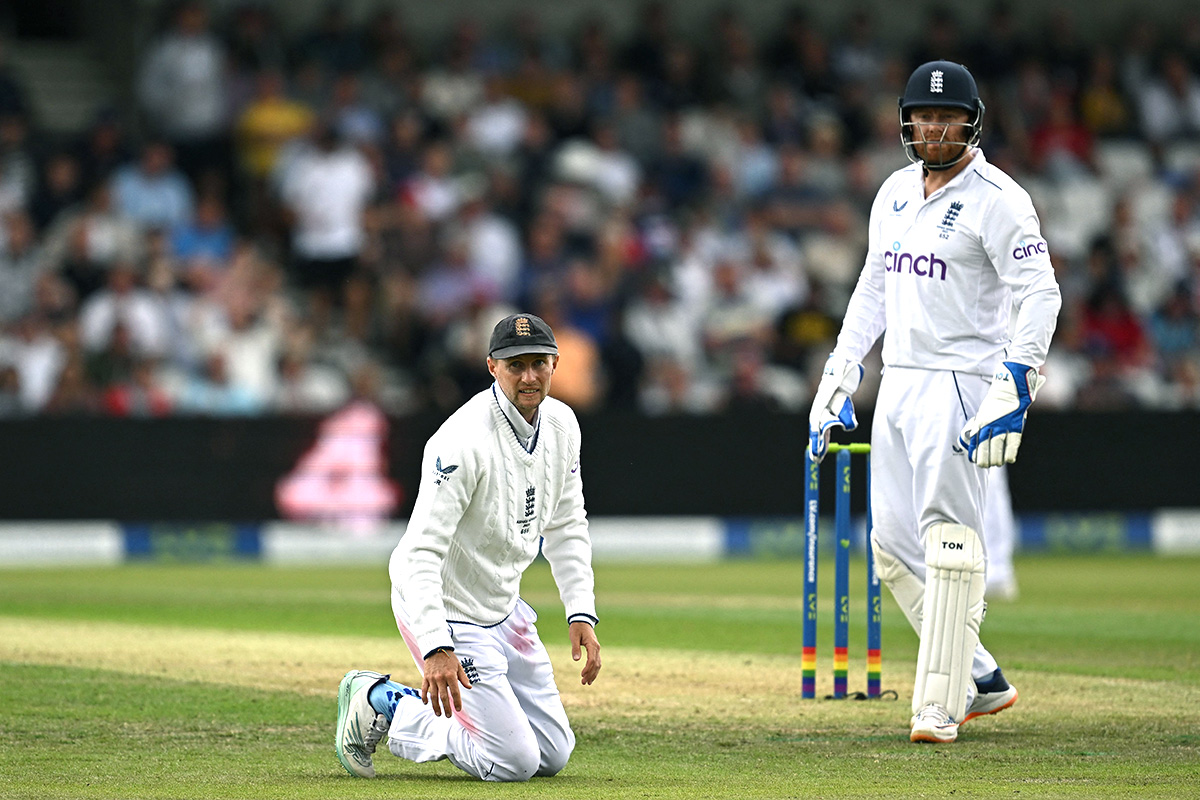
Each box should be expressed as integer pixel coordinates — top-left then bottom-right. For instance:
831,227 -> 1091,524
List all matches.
958,361 -> 1046,468
808,355 -> 863,463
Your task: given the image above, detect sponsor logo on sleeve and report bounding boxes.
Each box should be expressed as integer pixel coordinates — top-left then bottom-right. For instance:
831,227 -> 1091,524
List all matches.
1012,239 -> 1048,260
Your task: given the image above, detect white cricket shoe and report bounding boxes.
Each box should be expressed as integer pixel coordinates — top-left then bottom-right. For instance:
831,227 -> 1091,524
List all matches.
910,702 -> 959,743
964,671 -> 1018,724
336,669 -> 391,778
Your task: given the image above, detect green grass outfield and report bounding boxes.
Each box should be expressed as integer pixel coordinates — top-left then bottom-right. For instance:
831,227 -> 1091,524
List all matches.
1,554 -> 1197,799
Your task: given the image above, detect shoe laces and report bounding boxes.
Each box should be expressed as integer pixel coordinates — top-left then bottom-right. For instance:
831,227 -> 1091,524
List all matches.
363,713 -> 389,753
915,703 -> 954,725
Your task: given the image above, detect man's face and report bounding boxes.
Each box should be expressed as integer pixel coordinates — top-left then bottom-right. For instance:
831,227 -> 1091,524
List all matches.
909,106 -> 971,167
488,353 -> 558,421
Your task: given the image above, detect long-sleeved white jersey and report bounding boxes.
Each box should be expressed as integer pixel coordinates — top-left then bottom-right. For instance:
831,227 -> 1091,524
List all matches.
390,385 -> 597,658
834,149 -> 1061,374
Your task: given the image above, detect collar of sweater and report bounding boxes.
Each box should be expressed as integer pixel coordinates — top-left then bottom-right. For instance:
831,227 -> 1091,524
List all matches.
491,383 -> 540,452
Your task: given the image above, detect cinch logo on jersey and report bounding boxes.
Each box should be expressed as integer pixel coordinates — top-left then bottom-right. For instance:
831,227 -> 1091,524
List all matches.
1012,239 -> 1048,260
885,242 -> 948,280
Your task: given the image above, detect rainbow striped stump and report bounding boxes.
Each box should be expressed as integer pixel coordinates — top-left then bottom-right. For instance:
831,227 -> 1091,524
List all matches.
867,649 -> 882,697
802,458 -> 820,698
833,449 -> 851,699
866,457 -> 881,697
833,646 -> 849,697
802,646 -> 817,697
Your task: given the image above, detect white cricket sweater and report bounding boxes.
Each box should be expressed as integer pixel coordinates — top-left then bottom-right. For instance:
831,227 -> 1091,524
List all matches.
390,385 -> 597,657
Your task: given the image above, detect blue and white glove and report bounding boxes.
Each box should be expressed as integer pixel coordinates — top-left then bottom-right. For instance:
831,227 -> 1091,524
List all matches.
808,356 -> 863,463
958,362 -> 1046,468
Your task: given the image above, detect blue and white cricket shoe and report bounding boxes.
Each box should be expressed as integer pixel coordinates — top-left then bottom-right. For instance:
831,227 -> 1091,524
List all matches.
336,669 -> 391,778
963,668 -> 1018,724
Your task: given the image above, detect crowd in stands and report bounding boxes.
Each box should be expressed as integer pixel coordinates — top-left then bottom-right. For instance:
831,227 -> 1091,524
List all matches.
2,0 -> 1200,419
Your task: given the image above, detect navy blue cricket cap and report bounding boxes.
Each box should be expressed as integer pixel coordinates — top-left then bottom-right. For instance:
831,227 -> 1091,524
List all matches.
488,313 -> 558,359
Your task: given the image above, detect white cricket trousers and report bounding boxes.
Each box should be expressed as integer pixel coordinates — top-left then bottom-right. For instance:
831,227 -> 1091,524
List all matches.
869,366 -> 1000,682
388,598 -> 575,782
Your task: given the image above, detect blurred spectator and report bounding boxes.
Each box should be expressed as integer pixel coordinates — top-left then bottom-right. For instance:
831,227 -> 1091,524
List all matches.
720,345 -> 786,412
832,9 -> 886,88
418,227 -> 499,324
272,345 -> 350,414
42,347 -> 98,415
2,314 -> 66,412
736,205 -> 808,318
42,182 -> 143,301
329,71 -> 386,147
171,194 -> 235,272
296,3 -> 366,75
909,7 -> 967,69
1140,191 -> 1200,314
649,114 -> 708,212
421,23 -> 485,122
1136,51 -> 1200,146
209,296 -> 284,408
235,69 -> 316,182
30,152 -> 84,233
0,113 -> 35,216
1039,8 -> 1089,88
74,109 -> 134,193
1082,281 -> 1153,373
772,287 -> 840,379
710,9 -> 766,113
399,139 -> 461,224
729,116 -> 778,200
623,270 -> 701,373
459,183 -> 523,301
623,1 -> 673,85
0,38 -> 29,120
1028,89 -> 1097,180
537,296 -> 604,413
111,141 -> 196,231
101,357 -> 172,417
173,351 -> 263,415
278,122 -> 374,325
968,2 -> 1028,89
700,258 -> 773,376
588,119 -> 641,207
611,73 -> 661,166
137,0 -> 230,184
78,262 -> 170,360
379,110 -> 425,192
763,144 -> 831,241
1079,49 -> 1134,139
0,211 -> 42,327
222,3 -> 287,78
1148,282 -> 1199,380
465,73 -> 528,159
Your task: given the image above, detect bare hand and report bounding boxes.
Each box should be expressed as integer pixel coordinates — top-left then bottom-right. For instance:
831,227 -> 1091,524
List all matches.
421,649 -> 471,717
569,621 -> 602,685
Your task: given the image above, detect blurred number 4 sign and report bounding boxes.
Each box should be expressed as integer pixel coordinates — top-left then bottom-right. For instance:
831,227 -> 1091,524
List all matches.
275,401 -> 402,534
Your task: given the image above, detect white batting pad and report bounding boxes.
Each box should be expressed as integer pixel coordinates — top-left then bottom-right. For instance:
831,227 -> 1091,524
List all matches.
870,532 -> 925,635
912,523 -> 987,720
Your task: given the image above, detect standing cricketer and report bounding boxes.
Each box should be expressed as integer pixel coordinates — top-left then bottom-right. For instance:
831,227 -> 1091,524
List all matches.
808,60 -> 1060,743
336,312 -> 601,780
